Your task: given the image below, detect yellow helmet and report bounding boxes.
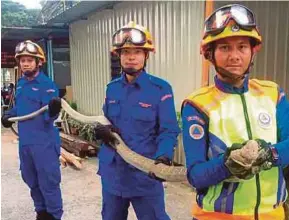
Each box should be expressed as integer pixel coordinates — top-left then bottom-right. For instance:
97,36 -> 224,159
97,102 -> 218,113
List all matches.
201,4 -> 262,60
15,40 -> 46,63
111,21 -> 155,53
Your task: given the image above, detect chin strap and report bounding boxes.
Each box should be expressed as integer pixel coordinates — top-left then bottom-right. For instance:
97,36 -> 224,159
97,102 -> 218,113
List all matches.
122,67 -> 143,76
23,68 -> 38,77
213,47 -> 255,82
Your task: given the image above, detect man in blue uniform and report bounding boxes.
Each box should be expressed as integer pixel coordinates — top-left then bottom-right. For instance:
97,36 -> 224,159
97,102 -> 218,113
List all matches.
94,21 -> 181,220
1,40 -> 63,220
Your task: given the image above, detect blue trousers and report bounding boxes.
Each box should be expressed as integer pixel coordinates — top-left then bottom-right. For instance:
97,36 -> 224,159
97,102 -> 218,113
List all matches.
102,188 -> 171,220
19,142 -> 63,219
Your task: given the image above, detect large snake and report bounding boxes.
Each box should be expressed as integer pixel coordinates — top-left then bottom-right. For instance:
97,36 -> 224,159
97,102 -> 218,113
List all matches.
8,99 -> 188,182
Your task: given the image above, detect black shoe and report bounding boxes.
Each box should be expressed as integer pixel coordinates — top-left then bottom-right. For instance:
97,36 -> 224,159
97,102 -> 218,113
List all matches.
46,212 -> 60,220
36,210 -> 48,220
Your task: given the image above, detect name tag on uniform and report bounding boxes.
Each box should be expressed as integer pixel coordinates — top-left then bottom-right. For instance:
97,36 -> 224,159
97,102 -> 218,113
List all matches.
108,100 -> 116,104
46,89 -> 55,93
139,102 -> 152,108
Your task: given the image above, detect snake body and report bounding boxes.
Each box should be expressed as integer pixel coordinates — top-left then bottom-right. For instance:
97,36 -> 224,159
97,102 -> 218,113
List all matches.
9,98 -> 188,182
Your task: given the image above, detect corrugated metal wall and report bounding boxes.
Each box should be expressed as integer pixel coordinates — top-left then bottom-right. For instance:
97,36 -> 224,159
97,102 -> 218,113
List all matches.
70,1 -> 205,115
69,1 -> 288,166
211,1 -> 289,95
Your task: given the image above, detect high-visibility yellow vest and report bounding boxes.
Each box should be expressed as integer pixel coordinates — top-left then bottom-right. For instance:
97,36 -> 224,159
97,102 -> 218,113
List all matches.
184,79 -> 287,220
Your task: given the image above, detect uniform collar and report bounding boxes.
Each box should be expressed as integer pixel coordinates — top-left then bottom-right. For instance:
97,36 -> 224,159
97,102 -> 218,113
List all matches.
22,71 -> 47,84
214,74 -> 249,94
34,71 -> 48,83
120,70 -> 149,88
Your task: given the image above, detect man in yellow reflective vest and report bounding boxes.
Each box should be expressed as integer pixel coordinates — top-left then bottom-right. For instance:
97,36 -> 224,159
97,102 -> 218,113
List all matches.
181,4 -> 289,220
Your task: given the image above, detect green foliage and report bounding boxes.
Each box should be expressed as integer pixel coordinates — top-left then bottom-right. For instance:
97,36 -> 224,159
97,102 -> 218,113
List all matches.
78,124 -> 95,143
1,0 -> 41,27
67,117 -> 81,129
176,111 -> 182,130
62,100 -> 95,142
67,117 -> 96,143
68,101 -> 77,111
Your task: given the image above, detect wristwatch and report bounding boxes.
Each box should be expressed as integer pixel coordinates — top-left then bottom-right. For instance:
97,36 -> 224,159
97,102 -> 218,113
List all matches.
270,146 -> 279,163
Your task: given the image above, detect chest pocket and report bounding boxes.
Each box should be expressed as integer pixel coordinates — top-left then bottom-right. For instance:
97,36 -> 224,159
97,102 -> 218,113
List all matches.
131,105 -> 156,133
26,88 -> 42,105
107,100 -> 121,123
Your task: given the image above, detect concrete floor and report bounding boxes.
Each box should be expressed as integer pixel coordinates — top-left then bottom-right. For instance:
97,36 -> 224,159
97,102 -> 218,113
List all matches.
1,128 -> 194,220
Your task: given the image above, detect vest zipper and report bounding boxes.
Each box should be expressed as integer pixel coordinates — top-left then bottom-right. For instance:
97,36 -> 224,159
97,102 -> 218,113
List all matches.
240,94 -> 260,220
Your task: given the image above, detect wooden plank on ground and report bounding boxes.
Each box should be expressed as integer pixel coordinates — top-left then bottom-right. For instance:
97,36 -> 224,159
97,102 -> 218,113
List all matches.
60,132 -> 89,158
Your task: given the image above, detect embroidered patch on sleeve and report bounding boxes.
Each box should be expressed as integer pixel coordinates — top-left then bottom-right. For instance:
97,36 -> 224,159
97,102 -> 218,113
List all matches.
46,89 -> 55,93
161,94 -> 173,102
189,124 -> 205,140
187,116 -> 205,125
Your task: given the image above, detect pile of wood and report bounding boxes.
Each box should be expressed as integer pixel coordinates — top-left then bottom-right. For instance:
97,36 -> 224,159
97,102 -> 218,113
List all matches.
60,132 -> 90,158
56,111 -> 100,170
59,132 -> 99,170
60,148 -> 83,170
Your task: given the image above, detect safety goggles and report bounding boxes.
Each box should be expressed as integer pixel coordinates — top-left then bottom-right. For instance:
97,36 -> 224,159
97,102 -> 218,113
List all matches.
112,28 -> 147,47
204,4 -> 256,37
15,41 -> 39,54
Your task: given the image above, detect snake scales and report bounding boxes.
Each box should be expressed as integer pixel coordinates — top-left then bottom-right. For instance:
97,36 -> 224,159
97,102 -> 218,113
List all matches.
9,98 -> 188,182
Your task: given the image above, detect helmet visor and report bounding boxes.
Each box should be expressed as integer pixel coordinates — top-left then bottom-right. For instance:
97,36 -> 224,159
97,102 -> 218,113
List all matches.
112,28 -> 146,47
15,42 -> 38,54
204,4 -> 256,36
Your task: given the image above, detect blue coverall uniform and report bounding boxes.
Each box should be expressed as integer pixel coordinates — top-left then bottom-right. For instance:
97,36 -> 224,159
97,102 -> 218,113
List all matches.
98,71 -> 180,220
6,71 -> 63,219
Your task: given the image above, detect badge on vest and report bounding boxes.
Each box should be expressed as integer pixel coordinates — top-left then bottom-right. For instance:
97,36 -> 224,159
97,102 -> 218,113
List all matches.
258,112 -> 272,129
189,124 -> 204,140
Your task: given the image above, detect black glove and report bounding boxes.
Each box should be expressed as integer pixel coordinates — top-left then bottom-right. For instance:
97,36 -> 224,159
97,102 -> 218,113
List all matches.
148,156 -> 171,182
252,139 -> 276,171
1,112 -> 14,128
224,143 -> 254,180
48,97 -> 62,117
94,122 -> 119,148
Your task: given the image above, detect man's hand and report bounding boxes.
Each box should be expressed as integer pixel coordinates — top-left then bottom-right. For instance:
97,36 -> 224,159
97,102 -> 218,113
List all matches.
48,97 -> 62,117
94,122 -> 119,148
1,112 -> 14,128
148,156 -> 171,182
224,140 -> 259,180
251,139 -> 276,173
